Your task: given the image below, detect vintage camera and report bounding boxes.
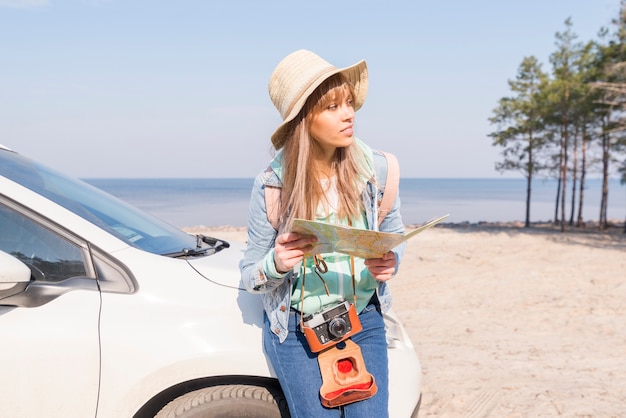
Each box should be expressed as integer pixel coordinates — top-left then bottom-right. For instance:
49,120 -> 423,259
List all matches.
301,300 -> 362,353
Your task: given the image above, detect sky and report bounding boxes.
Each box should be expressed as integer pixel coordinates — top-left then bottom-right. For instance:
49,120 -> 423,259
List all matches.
0,0 -> 621,179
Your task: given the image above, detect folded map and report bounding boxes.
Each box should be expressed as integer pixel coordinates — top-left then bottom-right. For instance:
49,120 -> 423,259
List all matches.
291,214 -> 449,259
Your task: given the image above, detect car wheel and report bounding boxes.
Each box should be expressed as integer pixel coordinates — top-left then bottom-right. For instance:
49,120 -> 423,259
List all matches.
154,384 -> 290,418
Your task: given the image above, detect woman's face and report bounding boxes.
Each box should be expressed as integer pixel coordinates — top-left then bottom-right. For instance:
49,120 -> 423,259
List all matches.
308,91 -> 355,158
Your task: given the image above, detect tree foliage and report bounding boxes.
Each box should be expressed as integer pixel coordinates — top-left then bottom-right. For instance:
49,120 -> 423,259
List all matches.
488,9 -> 626,232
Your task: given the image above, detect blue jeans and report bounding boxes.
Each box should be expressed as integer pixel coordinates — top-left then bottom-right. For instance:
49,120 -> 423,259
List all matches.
263,300 -> 389,418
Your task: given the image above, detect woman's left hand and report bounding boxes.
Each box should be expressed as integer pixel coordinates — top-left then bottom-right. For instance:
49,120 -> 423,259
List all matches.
364,251 -> 397,282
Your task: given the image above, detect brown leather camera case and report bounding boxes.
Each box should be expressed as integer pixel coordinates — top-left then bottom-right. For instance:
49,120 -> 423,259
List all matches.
317,339 -> 377,407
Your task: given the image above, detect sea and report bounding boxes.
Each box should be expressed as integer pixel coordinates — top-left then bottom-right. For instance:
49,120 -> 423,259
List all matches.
84,178 -> 626,228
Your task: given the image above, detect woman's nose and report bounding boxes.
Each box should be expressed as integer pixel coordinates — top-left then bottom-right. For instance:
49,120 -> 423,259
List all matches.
341,105 -> 354,120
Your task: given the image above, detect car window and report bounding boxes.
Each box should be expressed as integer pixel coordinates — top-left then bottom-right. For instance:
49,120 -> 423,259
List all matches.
0,203 -> 88,282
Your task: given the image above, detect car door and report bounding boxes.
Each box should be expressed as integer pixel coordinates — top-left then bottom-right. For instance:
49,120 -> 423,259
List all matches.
0,201 -> 101,418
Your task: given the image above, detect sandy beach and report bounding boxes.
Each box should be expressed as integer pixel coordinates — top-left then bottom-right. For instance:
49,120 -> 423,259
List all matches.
188,223 -> 626,417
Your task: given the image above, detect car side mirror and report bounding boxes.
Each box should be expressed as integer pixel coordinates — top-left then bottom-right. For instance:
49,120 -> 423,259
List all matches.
0,249 -> 31,286
0,250 -> 31,300
0,249 -> 100,308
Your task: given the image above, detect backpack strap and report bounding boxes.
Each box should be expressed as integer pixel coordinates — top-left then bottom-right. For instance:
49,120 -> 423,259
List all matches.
263,167 -> 282,231
376,151 -> 400,227
265,186 -> 281,231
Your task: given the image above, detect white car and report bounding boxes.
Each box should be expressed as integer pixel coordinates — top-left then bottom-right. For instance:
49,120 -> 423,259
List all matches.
0,144 -> 421,417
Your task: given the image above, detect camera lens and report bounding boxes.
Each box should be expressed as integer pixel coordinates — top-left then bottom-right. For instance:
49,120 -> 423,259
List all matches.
328,318 -> 349,338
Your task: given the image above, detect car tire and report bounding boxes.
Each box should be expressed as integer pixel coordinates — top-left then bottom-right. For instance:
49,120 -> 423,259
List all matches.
154,384 -> 290,418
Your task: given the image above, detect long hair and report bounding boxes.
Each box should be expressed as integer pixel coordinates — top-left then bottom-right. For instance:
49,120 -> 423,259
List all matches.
278,74 -> 371,232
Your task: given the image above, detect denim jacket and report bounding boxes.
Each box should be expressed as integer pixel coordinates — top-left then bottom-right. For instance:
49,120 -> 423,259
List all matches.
240,138 -> 405,343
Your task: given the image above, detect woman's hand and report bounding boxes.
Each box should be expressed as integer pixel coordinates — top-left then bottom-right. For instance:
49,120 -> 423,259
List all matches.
364,251 -> 397,282
274,232 -> 316,274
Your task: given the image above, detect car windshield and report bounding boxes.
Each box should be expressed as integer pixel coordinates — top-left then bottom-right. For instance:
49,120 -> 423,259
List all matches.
0,148 -> 200,255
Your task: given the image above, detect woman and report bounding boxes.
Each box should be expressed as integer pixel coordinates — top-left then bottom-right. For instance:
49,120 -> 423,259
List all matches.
240,49 -> 405,417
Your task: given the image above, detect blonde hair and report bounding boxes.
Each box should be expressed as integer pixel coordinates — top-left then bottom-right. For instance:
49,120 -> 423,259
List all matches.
279,74 -> 371,231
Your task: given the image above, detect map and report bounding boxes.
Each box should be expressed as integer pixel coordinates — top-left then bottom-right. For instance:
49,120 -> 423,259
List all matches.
291,214 -> 449,259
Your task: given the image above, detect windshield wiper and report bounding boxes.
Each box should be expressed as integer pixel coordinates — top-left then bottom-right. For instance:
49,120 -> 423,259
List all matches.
167,234 -> 230,258
197,234 -> 230,251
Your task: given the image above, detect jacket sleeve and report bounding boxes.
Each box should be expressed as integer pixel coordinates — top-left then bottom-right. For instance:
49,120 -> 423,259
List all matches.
239,171 -> 289,293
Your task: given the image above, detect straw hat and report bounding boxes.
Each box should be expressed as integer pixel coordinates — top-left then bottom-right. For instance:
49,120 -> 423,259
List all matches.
268,49 -> 368,149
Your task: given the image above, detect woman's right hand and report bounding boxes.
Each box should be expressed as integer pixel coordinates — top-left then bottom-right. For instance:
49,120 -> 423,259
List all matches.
274,232 -> 316,274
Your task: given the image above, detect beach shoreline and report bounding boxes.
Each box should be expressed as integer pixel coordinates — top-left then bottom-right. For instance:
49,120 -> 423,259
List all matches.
184,219 -> 626,235
185,223 -> 626,416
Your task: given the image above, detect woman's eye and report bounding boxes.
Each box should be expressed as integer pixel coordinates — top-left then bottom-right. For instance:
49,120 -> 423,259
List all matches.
346,98 -> 354,107
327,104 -> 337,110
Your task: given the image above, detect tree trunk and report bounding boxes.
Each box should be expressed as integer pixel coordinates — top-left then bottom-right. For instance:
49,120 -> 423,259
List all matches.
560,123 -> 568,233
525,175 -> 532,228
525,134 -> 533,228
569,129 -> 578,226
623,187 -> 626,233
599,115 -> 610,229
576,124 -> 587,228
554,137 -> 564,225
561,135 -> 568,233
560,85 -> 571,233
622,180 -> 626,234
554,177 -> 561,224
600,146 -> 609,228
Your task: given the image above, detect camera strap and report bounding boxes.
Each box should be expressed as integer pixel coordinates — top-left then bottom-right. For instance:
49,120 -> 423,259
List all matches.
298,254 -> 357,333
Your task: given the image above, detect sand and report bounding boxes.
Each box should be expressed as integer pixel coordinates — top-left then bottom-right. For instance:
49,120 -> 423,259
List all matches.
187,223 -> 626,417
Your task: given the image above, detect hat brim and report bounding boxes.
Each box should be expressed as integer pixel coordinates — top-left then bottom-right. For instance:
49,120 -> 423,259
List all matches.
271,60 -> 368,150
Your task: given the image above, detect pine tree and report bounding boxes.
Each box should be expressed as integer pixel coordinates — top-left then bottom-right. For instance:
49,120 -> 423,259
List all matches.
590,1 -> 626,231
489,56 -> 548,227
547,18 -> 584,232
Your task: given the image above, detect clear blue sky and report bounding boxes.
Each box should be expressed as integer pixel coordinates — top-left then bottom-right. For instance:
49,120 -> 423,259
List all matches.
0,0 -> 620,178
